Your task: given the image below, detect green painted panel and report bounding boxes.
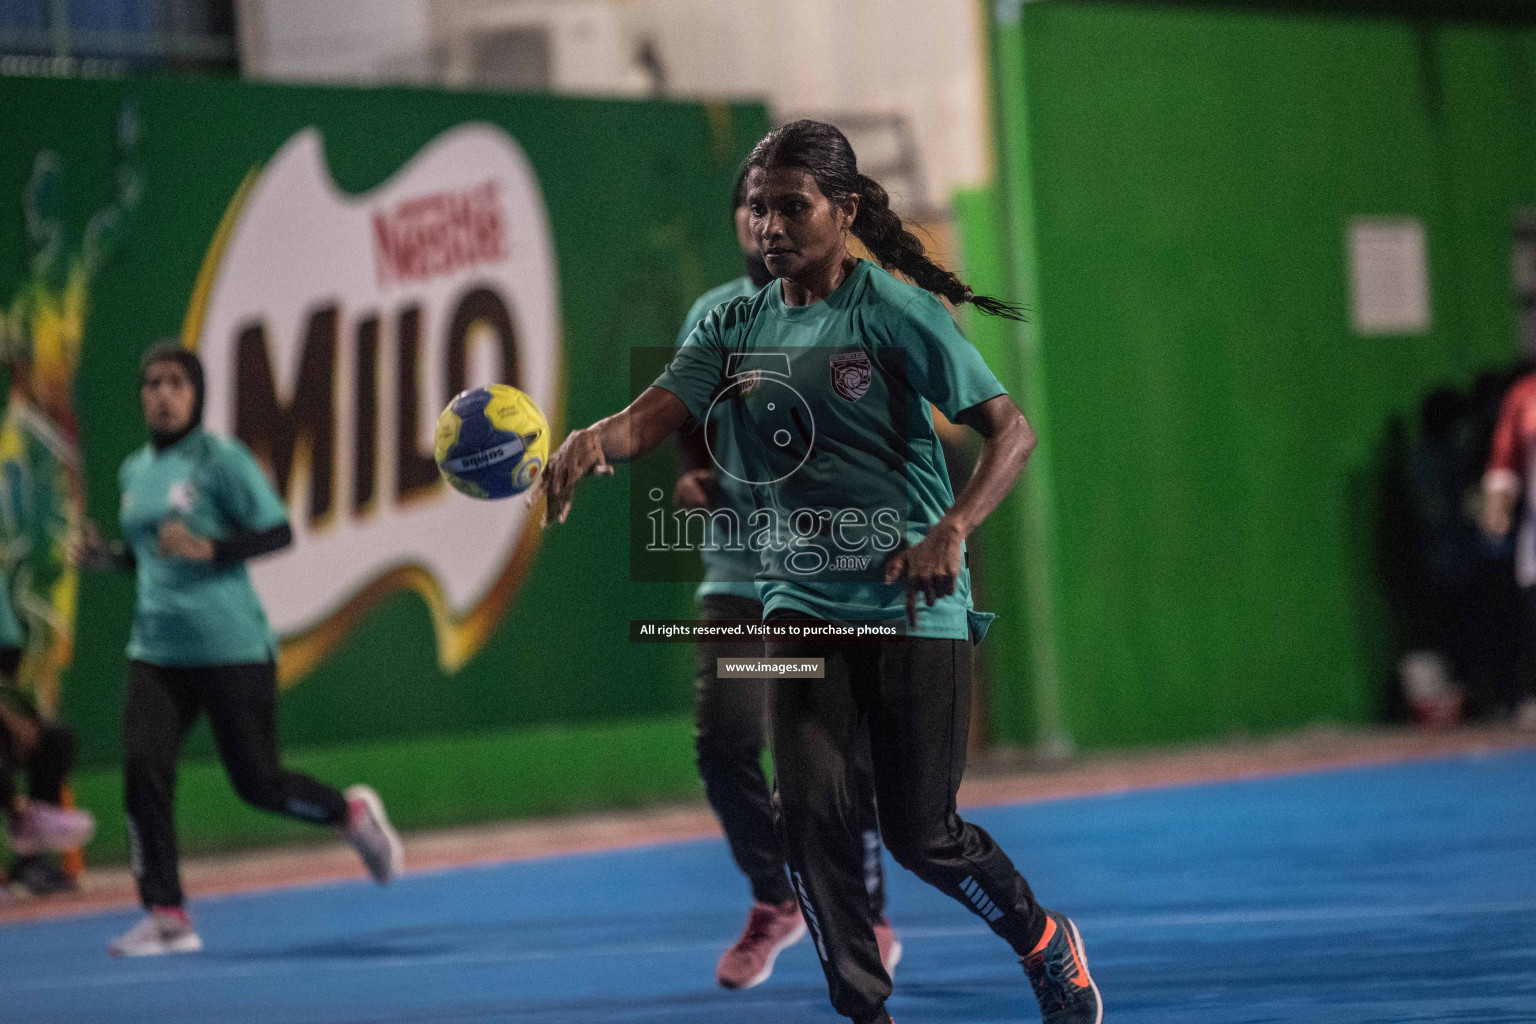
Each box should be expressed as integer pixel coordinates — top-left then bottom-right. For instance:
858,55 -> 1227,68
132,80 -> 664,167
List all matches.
971,2 -> 1534,748
953,185 -> 1038,745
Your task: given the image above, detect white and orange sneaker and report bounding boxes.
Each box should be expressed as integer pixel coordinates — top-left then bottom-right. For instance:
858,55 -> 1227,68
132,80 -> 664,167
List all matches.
343,785 -> 403,885
715,898 -> 807,989
108,907 -> 202,957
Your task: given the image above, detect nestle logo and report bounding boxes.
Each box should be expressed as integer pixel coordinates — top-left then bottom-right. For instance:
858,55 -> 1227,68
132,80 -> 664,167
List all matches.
372,180 -> 506,287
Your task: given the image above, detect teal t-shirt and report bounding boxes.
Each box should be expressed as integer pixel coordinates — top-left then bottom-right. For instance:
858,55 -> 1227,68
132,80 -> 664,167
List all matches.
119,427 -> 289,666
654,259 -> 1006,642
676,275 -> 766,603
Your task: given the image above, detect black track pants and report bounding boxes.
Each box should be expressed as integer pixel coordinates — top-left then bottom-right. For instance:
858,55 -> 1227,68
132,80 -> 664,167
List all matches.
695,594 -> 885,915
767,614 -> 1048,1023
123,660 -> 348,909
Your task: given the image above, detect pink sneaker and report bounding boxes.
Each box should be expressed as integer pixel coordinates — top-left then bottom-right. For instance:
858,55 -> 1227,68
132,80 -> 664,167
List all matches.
716,899 -> 807,989
8,802 -> 95,856
874,916 -> 903,979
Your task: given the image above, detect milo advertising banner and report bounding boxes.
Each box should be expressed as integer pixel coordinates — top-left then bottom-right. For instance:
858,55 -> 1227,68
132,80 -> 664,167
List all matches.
0,75 -> 766,849
194,124 -> 558,683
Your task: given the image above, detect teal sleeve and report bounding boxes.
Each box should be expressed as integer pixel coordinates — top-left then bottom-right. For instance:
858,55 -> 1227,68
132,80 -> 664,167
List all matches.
675,293 -> 716,350
892,292 -> 1008,420
654,311 -> 728,426
212,440 -> 289,532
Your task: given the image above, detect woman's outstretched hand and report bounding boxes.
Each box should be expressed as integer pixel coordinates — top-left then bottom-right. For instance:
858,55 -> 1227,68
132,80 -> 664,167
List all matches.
532,427 -> 613,526
883,520 -> 963,628
528,390 -> 691,526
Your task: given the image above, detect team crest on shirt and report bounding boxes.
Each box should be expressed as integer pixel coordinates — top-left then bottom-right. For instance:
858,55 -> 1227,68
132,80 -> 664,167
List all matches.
830,351 -> 872,402
168,480 -> 196,513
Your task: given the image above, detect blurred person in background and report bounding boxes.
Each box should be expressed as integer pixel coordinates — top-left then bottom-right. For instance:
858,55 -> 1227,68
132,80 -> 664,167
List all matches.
0,129 -> 139,896
1403,389 -> 1483,723
73,342 -> 404,956
540,120 -> 1101,1024
1479,367 -> 1536,728
672,162 -> 901,990
0,638 -> 94,890
0,381 -> 97,894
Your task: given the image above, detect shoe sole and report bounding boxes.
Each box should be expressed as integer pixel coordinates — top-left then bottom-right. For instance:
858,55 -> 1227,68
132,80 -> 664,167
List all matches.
728,918 -> 807,991
346,785 -> 404,884
1064,916 -> 1103,1024
109,932 -> 203,957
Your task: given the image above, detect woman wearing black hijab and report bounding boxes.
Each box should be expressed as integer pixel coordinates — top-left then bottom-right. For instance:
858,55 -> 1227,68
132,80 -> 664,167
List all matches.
76,342 -> 403,957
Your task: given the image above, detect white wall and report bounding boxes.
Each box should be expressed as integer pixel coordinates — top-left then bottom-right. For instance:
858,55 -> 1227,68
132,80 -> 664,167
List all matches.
238,0 -> 432,82
238,0 -> 992,210
427,0 -> 629,94
613,0 -> 992,208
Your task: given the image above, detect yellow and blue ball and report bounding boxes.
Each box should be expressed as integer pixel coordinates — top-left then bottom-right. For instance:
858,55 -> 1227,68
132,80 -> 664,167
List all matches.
435,384 -> 549,500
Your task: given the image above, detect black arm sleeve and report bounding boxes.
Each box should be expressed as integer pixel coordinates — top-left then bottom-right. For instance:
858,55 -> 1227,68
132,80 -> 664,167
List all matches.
211,523 -> 293,566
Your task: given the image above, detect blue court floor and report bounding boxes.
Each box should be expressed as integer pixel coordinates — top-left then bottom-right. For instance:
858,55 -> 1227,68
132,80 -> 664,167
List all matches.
2,748 -> 1533,1023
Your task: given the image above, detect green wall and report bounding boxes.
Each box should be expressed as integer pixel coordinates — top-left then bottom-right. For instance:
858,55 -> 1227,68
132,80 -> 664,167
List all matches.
968,2 -> 1536,749
0,76 -> 769,859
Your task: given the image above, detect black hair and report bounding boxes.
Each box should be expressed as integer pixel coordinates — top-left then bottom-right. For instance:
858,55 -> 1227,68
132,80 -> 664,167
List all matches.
139,340 -> 204,447
731,157 -> 753,213
745,119 -> 1024,321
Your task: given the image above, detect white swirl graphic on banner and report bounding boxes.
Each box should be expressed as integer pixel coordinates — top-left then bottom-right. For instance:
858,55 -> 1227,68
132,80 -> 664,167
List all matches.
194,124 -> 558,673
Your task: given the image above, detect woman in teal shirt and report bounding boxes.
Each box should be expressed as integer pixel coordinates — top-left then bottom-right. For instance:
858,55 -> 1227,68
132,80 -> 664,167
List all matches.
538,121 -> 1102,1024
77,343 -> 403,957
675,163 -> 899,991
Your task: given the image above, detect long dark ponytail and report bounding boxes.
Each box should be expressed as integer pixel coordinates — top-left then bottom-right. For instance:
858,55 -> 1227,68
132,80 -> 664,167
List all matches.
745,119 -> 1024,321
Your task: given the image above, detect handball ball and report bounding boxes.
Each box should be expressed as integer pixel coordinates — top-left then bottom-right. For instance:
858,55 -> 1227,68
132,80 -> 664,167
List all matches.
435,384 -> 550,500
